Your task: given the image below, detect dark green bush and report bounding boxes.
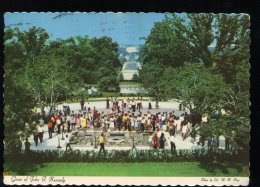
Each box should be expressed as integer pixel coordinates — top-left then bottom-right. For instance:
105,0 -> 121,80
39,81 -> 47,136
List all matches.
4,149 -> 247,164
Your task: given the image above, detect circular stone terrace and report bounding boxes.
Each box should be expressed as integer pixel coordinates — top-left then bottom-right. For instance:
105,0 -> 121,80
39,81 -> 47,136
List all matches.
21,98 -> 225,152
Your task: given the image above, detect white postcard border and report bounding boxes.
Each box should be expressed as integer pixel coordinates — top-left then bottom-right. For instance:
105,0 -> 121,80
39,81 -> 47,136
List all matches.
4,176 -> 249,186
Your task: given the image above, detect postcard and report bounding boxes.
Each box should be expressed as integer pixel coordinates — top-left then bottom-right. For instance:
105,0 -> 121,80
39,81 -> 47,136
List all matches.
3,12 -> 250,186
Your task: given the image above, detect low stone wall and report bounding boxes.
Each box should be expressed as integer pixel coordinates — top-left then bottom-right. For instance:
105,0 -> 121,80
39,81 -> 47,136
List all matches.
70,131 -> 153,147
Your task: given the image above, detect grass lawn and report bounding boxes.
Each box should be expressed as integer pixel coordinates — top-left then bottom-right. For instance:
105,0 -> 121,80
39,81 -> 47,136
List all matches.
4,162 -> 249,177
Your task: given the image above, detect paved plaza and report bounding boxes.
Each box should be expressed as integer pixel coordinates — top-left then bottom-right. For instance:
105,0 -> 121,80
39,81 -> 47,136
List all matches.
38,98 -> 188,116
21,99 -> 209,152
22,124 -> 203,152
26,98 -> 226,152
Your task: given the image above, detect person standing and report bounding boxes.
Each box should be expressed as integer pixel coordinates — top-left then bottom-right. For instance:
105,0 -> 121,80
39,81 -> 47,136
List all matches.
87,103 -> 91,113
80,99 -> 85,111
179,114 -> 185,123
39,117 -> 44,126
159,133 -> 166,149
147,117 -> 151,131
15,138 -> 22,153
106,97 -> 110,109
64,135 -> 72,152
56,114 -> 61,134
168,118 -> 174,136
151,118 -> 156,132
71,114 -> 76,131
116,115 -> 122,131
152,133 -> 159,149
51,114 -> 55,133
122,113 -> 127,131
175,117 -> 181,135
109,115 -> 115,131
136,98 -> 140,110
156,100 -> 159,109
169,135 -> 176,152
141,117 -> 146,132
190,126 -> 197,144
47,120 -> 53,139
33,131 -> 38,146
182,124 -> 188,141
99,133 -> 105,154
207,136 -> 213,150
24,138 -> 31,154
137,114 -> 142,131
134,116 -> 138,131
130,115 -> 135,131
148,133 -> 153,149
37,124 -> 44,143
82,116 -> 87,133
225,137 -> 230,150
66,115 -> 71,133
123,97 -> 127,108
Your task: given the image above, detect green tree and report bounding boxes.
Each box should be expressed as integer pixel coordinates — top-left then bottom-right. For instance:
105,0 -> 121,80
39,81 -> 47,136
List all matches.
199,115 -> 249,150
162,63 -> 229,115
20,53 -> 83,113
50,36 -> 122,91
17,27 -> 49,63
140,18 -> 191,68
48,36 -> 97,84
4,28 -> 36,152
139,63 -> 166,99
90,37 -> 121,91
166,13 -> 250,85
4,73 -> 35,152
140,13 -> 250,115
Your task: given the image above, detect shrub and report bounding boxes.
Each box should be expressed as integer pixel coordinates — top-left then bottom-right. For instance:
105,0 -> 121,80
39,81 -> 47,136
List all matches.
4,149 -> 247,164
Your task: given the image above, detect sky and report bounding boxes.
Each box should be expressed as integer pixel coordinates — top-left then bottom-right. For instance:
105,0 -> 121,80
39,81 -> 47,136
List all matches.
4,12 -> 168,46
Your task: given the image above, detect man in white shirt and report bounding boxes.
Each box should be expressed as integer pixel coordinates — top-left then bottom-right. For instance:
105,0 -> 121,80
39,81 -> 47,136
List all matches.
182,124 -> 188,141
162,124 -> 167,132
175,118 -> 181,135
64,135 -> 72,152
37,125 -> 44,143
123,98 -> 127,108
179,114 -> 185,122
161,114 -> 166,122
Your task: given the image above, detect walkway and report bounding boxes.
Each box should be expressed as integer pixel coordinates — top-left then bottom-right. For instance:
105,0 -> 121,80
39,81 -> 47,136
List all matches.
37,99 -> 188,116
25,99 -> 208,152
21,124 -> 203,152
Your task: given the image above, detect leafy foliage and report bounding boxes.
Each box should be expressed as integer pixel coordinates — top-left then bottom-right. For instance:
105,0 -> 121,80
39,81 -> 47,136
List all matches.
139,13 -> 250,151
4,27 -> 121,152
4,149 -> 247,164
162,63 -> 229,114
48,36 -> 121,91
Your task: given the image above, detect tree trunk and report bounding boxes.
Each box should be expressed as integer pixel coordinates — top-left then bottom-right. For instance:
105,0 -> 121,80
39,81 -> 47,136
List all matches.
49,91 -> 54,115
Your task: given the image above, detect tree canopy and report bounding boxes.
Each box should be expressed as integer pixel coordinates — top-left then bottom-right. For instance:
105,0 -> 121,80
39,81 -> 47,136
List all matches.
139,13 -> 250,150
4,26 -> 121,152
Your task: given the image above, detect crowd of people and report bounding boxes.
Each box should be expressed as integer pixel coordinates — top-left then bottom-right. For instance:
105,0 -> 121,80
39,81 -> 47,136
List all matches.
14,96 -> 233,154
44,104 -> 194,135
29,96 -> 200,151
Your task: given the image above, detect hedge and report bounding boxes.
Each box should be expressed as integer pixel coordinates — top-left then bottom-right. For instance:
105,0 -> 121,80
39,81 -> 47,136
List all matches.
4,149 -> 248,164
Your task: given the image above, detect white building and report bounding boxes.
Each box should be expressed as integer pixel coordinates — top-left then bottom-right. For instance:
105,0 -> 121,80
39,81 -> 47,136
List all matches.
119,47 -> 147,95
122,61 -> 141,80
